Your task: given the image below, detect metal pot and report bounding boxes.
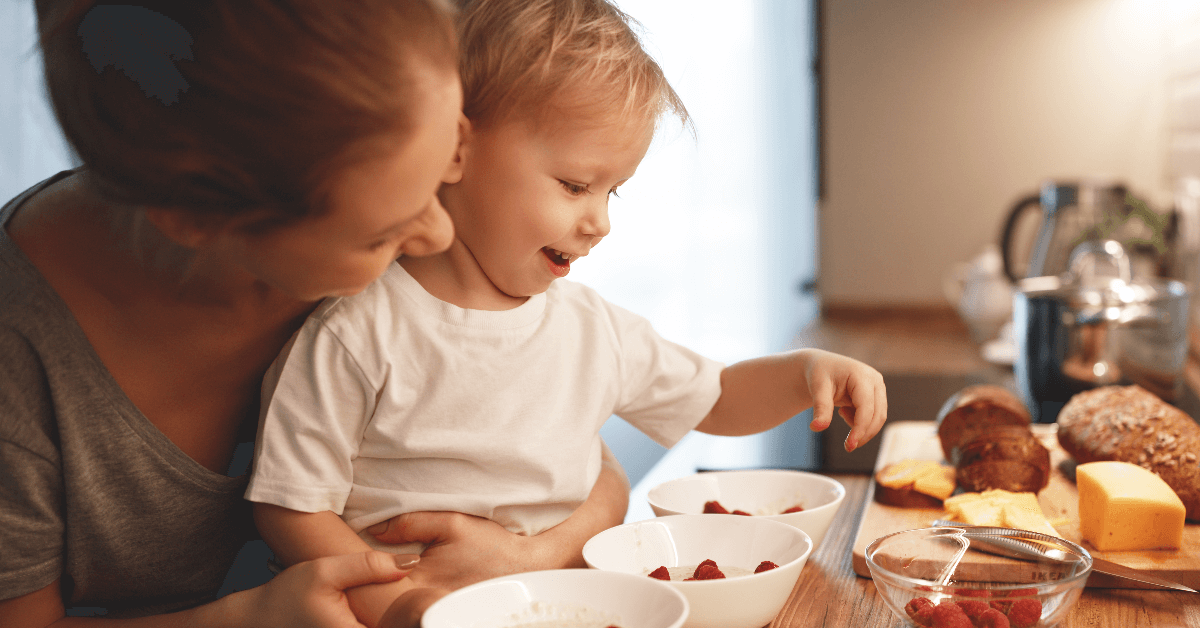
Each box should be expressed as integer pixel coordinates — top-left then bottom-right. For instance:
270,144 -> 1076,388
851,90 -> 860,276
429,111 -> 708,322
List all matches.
1013,240 -> 1189,423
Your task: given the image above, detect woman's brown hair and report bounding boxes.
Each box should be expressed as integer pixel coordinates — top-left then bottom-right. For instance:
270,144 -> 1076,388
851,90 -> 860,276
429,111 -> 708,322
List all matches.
36,0 -> 458,227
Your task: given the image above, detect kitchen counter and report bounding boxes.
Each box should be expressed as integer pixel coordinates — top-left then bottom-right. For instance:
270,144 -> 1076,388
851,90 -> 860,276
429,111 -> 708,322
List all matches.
773,473 -> 1200,628
631,306 -> 1200,626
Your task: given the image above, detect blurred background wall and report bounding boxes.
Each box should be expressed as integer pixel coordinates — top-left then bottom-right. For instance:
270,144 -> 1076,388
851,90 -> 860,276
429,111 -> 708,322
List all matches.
820,0 -> 1193,307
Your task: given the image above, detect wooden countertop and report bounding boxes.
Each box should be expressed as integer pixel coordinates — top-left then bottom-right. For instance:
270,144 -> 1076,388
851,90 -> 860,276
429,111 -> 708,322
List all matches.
766,307 -> 1200,627
771,474 -> 1200,628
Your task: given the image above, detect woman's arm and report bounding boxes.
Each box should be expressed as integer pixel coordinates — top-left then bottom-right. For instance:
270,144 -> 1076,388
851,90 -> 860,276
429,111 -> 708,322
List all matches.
367,440 -> 631,590
0,552 -> 418,628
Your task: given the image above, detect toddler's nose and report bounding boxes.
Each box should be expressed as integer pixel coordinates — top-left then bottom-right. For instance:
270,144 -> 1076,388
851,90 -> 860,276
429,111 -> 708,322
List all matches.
581,198 -> 611,239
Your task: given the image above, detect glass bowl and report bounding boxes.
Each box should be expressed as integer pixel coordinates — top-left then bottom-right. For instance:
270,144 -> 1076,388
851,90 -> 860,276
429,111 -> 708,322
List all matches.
864,527 -> 1092,628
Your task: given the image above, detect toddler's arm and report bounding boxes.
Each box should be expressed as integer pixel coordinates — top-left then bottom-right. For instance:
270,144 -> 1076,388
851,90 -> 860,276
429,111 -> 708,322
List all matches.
254,503 -> 423,628
694,348 -> 887,451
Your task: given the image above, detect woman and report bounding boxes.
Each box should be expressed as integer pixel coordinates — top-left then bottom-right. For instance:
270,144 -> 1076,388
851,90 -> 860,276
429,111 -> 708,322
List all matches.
0,1 -> 630,626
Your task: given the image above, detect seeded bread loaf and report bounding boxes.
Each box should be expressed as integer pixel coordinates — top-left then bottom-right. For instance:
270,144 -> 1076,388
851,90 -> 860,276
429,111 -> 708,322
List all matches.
955,425 -> 1051,493
936,385 -> 1032,465
1056,385 -> 1200,520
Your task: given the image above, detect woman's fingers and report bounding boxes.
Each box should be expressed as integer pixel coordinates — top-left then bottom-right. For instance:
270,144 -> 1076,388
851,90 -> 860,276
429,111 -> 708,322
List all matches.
317,551 -> 419,590
378,587 -> 452,628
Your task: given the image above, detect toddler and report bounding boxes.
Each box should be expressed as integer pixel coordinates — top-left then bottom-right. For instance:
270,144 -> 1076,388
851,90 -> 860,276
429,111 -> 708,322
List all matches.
247,0 -> 887,625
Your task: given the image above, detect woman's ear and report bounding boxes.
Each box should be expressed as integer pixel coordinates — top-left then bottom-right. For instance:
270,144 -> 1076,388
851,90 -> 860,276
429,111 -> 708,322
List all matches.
143,207 -> 222,249
441,114 -> 471,185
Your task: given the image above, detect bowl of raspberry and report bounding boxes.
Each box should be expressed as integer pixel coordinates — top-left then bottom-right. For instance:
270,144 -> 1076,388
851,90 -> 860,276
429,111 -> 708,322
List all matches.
646,469 -> 845,549
864,526 -> 1092,628
581,514 -> 813,628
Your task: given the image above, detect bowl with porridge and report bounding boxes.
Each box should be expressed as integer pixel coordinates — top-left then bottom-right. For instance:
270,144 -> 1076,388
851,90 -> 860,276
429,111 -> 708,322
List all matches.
582,514 -> 813,628
421,568 -> 688,628
646,469 -> 845,549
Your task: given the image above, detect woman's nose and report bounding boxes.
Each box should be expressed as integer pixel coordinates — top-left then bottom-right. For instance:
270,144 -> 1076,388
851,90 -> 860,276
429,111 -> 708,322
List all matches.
398,196 -> 455,258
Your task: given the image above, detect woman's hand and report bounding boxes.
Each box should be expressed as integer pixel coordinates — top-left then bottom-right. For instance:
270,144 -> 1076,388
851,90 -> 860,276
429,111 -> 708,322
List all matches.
367,443 -> 631,591
377,588 -> 453,628
213,551 -> 418,628
367,512 -> 544,591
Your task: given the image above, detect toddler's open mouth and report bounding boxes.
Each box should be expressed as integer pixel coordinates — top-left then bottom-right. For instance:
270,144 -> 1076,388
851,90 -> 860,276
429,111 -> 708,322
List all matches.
542,247 -> 580,277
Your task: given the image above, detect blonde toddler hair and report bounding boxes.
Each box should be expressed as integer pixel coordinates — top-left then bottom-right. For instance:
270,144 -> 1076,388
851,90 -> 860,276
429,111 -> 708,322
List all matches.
457,0 -> 687,131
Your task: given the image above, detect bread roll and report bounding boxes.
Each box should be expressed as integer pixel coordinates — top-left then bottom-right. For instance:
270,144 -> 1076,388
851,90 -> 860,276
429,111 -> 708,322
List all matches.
1057,385 -> 1200,520
936,385 -> 1031,465
955,425 -> 1050,493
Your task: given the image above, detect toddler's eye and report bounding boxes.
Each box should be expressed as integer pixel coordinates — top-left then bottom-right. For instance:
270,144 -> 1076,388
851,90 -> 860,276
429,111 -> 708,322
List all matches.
367,239 -> 391,252
559,180 -> 588,196
608,187 -> 621,198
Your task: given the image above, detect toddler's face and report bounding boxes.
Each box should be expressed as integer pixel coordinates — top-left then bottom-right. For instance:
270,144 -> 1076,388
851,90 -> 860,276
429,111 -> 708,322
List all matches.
441,110 -> 655,301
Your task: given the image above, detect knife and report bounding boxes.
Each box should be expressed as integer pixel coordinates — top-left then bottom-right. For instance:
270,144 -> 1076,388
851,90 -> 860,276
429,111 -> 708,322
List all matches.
931,520 -> 1197,593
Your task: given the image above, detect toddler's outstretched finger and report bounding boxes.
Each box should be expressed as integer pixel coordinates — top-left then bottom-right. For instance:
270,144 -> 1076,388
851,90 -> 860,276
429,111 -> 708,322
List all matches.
844,381 -> 876,452
808,377 -> 835,432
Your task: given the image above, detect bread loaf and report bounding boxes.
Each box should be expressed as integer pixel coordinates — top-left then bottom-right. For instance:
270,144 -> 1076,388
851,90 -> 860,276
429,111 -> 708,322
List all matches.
955,425 -> 1050,493
936,385 -> 1031,465
1056,385 -> 1200,520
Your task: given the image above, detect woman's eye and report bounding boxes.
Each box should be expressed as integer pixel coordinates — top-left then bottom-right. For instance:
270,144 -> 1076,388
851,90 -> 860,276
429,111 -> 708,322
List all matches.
559,180 -> 588,196
367,239 -> 390,252
608,187 -> 621,198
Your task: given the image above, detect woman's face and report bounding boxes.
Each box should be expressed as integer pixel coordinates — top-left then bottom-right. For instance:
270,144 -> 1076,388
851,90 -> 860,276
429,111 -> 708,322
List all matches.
223,65 -> 463,302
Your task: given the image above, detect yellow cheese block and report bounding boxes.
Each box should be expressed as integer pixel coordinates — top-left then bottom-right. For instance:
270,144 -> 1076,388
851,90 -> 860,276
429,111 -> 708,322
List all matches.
943,489 -> 1060,537
1076,461 -> 1185,551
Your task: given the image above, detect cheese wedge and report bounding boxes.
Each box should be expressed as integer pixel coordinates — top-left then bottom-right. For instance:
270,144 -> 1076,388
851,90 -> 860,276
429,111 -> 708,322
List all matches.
943,489 -> 1060,537
1076,461 -> 1185,551
877,459 -> 956,500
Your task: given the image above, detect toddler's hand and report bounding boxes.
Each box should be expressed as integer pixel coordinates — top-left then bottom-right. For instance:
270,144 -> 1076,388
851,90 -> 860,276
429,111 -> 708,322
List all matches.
799,349 -> 887,451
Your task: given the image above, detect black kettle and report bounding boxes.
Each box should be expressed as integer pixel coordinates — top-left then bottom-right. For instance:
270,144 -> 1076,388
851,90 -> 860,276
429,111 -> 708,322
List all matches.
999,180 -> 1176,284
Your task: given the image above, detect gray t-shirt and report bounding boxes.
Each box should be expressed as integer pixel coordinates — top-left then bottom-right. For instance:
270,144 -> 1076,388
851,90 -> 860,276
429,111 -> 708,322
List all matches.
0,173 -> 260,616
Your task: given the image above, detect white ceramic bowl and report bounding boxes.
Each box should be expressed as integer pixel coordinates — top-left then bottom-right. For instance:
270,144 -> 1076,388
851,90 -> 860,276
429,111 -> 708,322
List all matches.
421,568 -> 688,628
582,514 -> 813,628
646,469 -> 845,549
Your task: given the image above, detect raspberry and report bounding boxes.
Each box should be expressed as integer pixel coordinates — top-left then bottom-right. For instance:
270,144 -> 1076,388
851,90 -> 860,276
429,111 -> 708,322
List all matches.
930,600 -> 972,628
691,564 -> 725,580
754,561 -> 779,573
955,599 -> 989,623
1006,598 -> 1042,628
975,608 -> 1011,628
952,587 -> 989,598
904,597 -> 935,627
732,510 -> 752,516
647,566 -> 670,581
782,505 -> 804,513
703,500 -> 728,514
696,559 -> 717,571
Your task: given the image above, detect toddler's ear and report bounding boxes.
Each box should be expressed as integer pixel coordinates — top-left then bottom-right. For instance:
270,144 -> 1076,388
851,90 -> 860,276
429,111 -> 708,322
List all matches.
441,113 -> 471,185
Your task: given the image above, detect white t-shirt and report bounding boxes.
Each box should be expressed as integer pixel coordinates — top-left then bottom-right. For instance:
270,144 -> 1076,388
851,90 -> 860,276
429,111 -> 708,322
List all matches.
245,263 -> 723,551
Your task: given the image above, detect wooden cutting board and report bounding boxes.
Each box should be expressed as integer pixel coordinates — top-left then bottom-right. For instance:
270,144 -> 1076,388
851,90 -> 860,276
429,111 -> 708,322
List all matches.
849,420 -> 1200,589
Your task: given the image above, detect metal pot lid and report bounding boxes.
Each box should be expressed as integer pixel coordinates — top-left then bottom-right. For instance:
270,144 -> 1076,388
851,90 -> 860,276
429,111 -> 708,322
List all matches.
1015,240 -> 1187,308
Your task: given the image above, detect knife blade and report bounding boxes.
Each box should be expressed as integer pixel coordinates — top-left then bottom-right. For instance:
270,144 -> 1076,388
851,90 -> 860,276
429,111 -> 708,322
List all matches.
931,520 -> 1197,593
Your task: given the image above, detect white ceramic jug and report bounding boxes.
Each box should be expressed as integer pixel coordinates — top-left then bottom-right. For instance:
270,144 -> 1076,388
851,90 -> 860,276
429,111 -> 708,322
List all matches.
943,244 -> 1014,345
